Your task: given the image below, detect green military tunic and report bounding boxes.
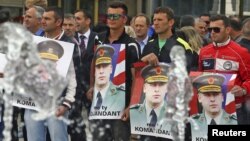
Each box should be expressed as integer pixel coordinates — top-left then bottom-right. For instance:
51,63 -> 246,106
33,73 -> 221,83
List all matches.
190,110 -> 237,141
130,102 -> 173,139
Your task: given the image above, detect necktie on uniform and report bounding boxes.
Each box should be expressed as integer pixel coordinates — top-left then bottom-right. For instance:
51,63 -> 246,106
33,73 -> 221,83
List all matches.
94,91 -> 102,110
79,35 -> 86,56
149,109 -> 157,127
210,119 -> 217,125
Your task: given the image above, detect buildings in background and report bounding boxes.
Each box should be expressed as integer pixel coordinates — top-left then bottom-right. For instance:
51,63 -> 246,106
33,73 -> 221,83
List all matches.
1,0 -> 250,25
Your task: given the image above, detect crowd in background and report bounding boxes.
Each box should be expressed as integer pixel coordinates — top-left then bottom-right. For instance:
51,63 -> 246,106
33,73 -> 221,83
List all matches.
1,0 -> 250,141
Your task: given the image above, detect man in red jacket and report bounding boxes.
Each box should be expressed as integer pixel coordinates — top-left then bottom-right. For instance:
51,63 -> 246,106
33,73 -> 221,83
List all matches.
199,15 -> 250,124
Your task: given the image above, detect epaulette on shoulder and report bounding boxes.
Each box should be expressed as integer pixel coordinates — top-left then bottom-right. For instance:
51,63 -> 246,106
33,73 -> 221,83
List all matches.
148,39 -> 154,42
130,104 -> 141,109
229,114 -> 237,120
191,114 -> 201,119
117,85 -> 125,91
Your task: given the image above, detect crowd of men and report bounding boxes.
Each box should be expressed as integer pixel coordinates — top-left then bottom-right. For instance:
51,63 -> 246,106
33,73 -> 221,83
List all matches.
1,1 -> 250,141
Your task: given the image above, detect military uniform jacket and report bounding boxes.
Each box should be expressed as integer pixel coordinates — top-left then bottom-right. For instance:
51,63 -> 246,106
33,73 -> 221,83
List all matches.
89,82 -> 125,119
190,110 -> 237,141
130,102 -> 172,139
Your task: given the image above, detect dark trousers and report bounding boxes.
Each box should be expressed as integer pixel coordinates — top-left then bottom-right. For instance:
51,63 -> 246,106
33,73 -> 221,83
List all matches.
90,119 -> 130,141
68,94 -> 87,141
236,102 -> 250,125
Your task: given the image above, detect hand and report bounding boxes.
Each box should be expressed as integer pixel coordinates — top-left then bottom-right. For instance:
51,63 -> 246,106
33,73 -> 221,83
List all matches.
141,53 -> 159,66
121,107 -> 129,121
86,87 -> 94,101
231,85 -> 246,97
55,105 -> 68,117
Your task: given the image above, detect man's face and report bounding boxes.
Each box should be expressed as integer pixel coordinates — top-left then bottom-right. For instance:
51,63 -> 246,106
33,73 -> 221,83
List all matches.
23,7 -> 41,31
200,16 -> 210,27
134,16 -> 149,39
62,18 -> 76,37
41,11 -> 60,32
153,13 -> 173,35
198,92 -> 223,115
209,20 -> 230,43
106,8 -> 127,30
194,21 -> 206,36
95,64 -> 112,87
144,82 -> 167,107
74,11 -> 90,33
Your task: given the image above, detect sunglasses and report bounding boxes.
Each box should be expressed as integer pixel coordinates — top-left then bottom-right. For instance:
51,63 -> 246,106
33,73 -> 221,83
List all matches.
106,14 -> 124,20
208,27 -> 221,33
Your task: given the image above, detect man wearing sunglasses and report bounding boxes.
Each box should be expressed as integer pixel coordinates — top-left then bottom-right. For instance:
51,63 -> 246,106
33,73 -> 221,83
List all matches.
87,1 -> 140,141
199,15 -> 250,125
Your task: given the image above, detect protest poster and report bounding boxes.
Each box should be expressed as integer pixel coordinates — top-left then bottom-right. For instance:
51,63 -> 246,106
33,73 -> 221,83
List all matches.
8,36 -> 74,110
189,71 -> 237,141
129,62 -> 173,139
89,44 -> 126,119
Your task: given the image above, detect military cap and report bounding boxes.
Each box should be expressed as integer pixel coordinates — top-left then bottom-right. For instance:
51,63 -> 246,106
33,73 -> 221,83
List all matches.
193,73 -> 225,93
141,63 -> 170,83
37,40 -> 64,61
94,45 -> 114,66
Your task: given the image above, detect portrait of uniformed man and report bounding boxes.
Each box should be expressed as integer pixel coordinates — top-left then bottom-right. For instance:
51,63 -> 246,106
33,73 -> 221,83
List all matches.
192,73 -> 237,125
190,73 -> 237,140
130,63 -> 172,139
89,45 -> 125,119
37,40 -> 64,62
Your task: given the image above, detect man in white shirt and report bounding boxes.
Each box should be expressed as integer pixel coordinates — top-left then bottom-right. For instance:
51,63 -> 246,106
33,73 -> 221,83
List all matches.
134,13 -> 150,54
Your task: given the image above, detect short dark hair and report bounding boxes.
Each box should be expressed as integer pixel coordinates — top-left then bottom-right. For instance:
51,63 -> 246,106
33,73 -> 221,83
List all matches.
64,13 -> 74,20
45,6 -> 64,26
210,15 -> 230,27
74,9 -> 92,20
200,13 -> 211,18
109,2 -> 128,15
154,7 -> 174,20
134,13 -> 150,26
179,15 -> 195,28
229,19 -> 242,31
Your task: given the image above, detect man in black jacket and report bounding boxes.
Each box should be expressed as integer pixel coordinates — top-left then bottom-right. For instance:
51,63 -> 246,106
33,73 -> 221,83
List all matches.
87,2 -> 140,141
141,7 -> 198,73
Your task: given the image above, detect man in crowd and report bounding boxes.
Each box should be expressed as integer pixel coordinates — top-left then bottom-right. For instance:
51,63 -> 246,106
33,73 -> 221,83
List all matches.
141,6 -> 198,72
198,15 -> 250,125
87,2 -> 140,140
24,7 -> 76,141
62,13 -> 76,38
194,17 -> 210,46
134,13 -> 150,54
74,9 -> 98,110
62,12 -> 87,141
23,5 -> 45,36
229,18 -> 243,43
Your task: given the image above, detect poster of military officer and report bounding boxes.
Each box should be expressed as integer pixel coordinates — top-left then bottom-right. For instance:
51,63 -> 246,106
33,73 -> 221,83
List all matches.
130,63 -> 172,139
89,44 -> 126,119
33,36 -> 75,77
12,36 -> 75,110
189,72 -> 237,141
